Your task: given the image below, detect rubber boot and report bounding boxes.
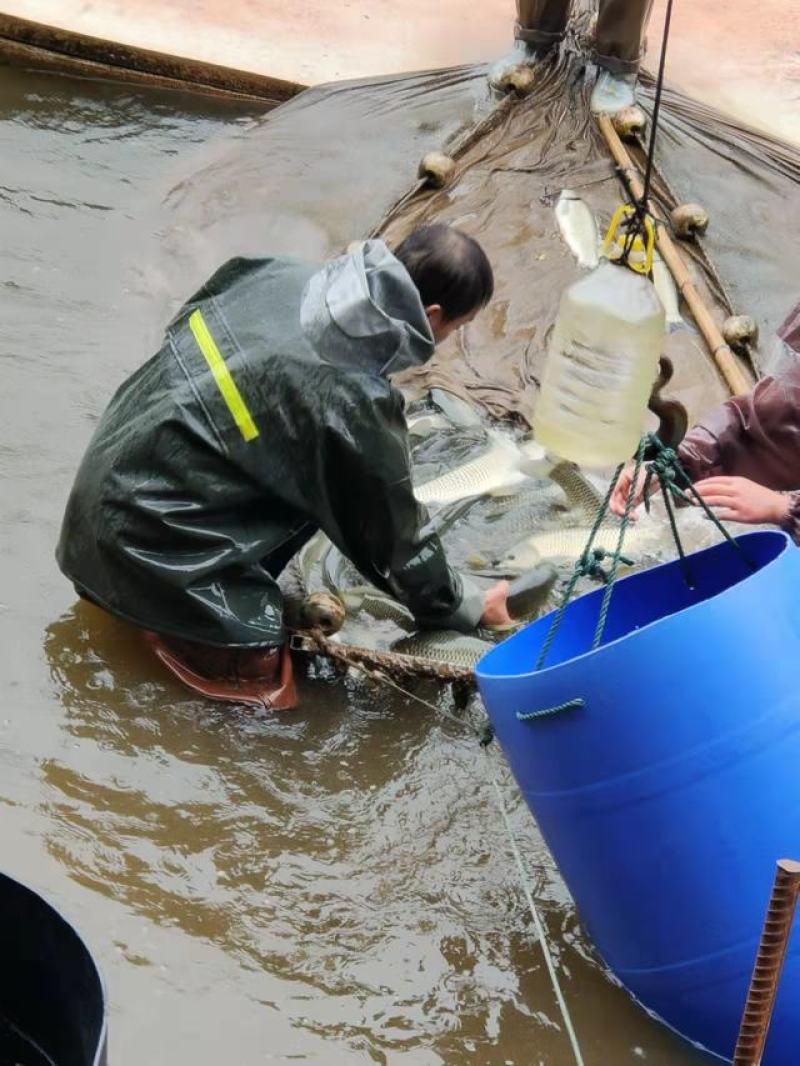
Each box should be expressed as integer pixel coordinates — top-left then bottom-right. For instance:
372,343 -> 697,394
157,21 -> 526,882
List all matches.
488,40 -> 541,91
590,67 -> 637,114
143,632 -> 298,711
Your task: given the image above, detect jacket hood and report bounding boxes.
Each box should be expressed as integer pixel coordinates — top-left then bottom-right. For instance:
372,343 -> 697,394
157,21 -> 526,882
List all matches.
300,239 -> 435,375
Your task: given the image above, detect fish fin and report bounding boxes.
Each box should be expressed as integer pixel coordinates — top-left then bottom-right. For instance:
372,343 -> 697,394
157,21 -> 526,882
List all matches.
471,567 -> 523,580
340,591 -> 365,611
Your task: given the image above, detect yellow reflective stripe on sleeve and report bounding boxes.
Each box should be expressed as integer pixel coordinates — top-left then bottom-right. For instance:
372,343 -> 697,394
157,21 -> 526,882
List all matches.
188,308 -> 259,442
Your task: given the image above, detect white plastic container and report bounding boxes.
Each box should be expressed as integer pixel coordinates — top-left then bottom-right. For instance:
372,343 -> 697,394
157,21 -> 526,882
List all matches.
534,260 -> 666,467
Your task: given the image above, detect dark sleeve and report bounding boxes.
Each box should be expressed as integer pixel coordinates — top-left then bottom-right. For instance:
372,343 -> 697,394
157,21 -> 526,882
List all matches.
312,382 -> 483,631
678,377 -> 794,482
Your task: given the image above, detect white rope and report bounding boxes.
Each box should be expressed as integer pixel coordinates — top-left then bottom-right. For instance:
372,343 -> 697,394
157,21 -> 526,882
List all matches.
346,662 -> 583,1062
487,761 -> 586,1066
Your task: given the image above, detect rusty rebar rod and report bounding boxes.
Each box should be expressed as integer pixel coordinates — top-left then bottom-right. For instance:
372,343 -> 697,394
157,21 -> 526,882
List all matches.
732,858 -> 800,1065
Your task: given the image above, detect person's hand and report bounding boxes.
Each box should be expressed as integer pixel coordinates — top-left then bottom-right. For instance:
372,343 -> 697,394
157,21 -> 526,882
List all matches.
690,477 -> 790,525
609,462 -> 653,519
480,581 -> 513,627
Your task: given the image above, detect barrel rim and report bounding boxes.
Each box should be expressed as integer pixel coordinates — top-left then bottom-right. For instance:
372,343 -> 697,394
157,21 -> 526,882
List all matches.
476,529 -> 792,683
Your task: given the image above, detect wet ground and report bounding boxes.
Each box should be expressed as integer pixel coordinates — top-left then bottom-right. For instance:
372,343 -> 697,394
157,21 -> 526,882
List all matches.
0,64 -> 725,1066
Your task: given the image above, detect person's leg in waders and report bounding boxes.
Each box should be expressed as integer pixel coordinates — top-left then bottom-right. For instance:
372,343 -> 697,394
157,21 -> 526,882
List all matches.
488,0 -> 570,90
140,551 -> 301,712
73,585 -> 298,712
590,0 -> 654,113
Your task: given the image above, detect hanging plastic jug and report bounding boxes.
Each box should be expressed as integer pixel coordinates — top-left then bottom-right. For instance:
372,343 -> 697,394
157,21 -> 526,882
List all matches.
534,258 -> 666,468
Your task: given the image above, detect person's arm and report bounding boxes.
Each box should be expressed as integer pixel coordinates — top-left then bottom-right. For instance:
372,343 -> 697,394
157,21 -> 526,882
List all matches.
689,476 -> 790,527
314,381 -> 508,630
611,376 -> 794,519
679,376 -> 800,531
679,376 -> 794,480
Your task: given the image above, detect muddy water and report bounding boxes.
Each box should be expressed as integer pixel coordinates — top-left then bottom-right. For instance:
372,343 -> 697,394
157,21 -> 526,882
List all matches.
0,65 -> 717,1065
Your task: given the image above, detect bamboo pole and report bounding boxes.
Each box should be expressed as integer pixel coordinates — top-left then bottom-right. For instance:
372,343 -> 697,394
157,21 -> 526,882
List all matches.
596,113 -> 752,398
732,859 -> 800,1066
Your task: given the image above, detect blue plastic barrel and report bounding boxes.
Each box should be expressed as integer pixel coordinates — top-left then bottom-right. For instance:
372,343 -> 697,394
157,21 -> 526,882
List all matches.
476,530 -> 800,1064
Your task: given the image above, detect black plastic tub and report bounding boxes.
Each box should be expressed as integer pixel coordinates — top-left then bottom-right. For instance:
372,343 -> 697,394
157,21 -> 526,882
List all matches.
0,872 -> 106,1066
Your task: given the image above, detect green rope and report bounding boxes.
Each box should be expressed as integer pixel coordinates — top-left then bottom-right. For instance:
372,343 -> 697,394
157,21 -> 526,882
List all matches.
592,437 -> 647,651
579,546 -> 635,584
661,467 -> 694,587
643,436 -> 690,512
535,461 -> 624,671
517,698 -> 585,721
642,434 -> 755,573
530,432 -> 756,697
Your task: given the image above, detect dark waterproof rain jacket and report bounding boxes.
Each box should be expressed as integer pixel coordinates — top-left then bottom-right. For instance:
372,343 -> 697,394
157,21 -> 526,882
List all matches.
57,241 -> 483,647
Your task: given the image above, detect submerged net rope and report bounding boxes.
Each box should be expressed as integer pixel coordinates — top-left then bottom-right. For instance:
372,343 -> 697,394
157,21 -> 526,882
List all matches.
290,629 -> 475,684
488,763 -> 587,1066
317,640 -> 586,1066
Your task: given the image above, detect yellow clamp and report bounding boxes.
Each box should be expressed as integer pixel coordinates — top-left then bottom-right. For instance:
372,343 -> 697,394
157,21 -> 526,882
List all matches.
603,204 -> 656,276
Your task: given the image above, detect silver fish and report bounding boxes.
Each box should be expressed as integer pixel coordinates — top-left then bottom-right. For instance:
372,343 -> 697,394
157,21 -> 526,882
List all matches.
315,498 -> 477,635
430,387 -> 483,428
390,631 -> 493,668
651,251 -> 685,331
406,412 -> 451,437
296,529 -> 331,585
420,496 -> 484,537
555,189 -> 600,270
466,463 -> 602,564
548,462 -> 604,522
415,432 -> 542,507
488,522 -> 659,577
482,489 -> 565,541
341,587 -> 415,629
321,542 -> 359,596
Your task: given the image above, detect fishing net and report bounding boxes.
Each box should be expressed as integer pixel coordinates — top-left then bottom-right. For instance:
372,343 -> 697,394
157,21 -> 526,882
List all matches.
163,3 -> 800,402
159,3 -> 800,672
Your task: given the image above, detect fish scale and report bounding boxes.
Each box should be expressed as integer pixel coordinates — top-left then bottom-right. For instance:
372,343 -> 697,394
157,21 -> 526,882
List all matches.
414,432 -> 540,506
390,632 -> 494,668
548,462 -> 603,521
